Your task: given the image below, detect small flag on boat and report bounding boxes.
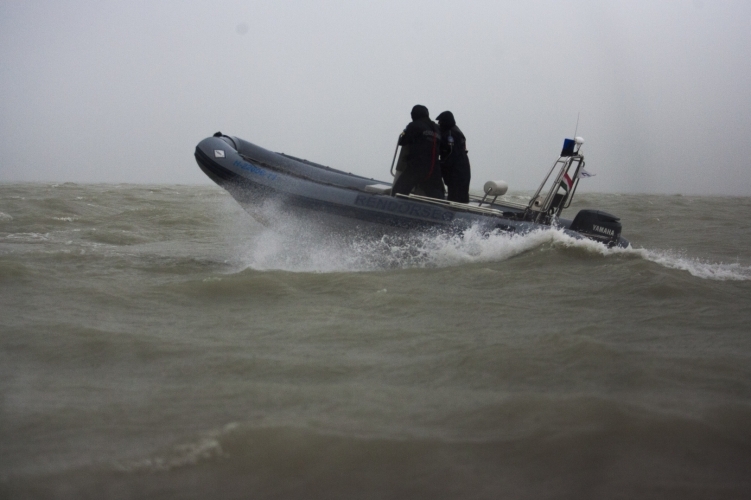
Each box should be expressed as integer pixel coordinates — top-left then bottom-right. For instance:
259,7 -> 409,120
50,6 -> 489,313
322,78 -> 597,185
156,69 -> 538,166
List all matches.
578,168 -> 595,178
561,172 -> 574,192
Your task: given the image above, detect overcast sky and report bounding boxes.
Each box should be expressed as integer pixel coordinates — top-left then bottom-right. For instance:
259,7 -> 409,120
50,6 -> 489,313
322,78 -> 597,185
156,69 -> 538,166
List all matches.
1,1 -> 750,194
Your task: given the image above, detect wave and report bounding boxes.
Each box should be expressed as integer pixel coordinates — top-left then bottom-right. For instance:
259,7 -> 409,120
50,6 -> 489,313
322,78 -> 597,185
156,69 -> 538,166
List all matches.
631,248 -> 751,281
229,219 -> 751,281
237,223 -> 552,273
3,183 -> 748,281
104,398 -> 751,498
9,406 -> 751,499
543,231 -> 751,281
113,423 -> 236,473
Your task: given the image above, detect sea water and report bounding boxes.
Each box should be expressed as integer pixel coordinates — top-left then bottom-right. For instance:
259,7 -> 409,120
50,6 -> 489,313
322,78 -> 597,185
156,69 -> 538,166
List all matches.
1,183 -> 750,499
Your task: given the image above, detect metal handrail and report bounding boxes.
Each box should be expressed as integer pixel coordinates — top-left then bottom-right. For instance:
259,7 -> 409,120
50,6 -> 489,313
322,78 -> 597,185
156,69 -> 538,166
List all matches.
561,159 -> 584,211
389,138 -> 400,177
469,194 -> 528,211
527,157 -> 565,212
528,154 -> 584,222
395,193 -> 506,217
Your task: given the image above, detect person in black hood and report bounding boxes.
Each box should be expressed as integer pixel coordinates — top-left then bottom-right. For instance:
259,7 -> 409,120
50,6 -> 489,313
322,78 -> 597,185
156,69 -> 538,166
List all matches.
436,111 -> 471,203
391,105 -> 445,199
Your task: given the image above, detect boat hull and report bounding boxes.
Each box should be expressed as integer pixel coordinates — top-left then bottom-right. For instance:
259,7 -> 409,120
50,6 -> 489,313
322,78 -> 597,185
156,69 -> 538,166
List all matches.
195,135 -> 629,247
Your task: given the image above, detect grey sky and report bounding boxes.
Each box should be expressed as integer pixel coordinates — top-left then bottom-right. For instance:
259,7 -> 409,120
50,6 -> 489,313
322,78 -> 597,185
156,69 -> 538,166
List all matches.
1,0 -> 750,194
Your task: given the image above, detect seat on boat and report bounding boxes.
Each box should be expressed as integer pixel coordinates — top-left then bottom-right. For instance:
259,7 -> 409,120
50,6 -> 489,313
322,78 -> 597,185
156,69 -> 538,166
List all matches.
364,184 -> 392,195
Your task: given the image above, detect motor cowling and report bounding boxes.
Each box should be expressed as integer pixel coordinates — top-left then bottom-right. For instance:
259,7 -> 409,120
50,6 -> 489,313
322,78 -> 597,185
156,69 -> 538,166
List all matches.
569,210 -> 622,243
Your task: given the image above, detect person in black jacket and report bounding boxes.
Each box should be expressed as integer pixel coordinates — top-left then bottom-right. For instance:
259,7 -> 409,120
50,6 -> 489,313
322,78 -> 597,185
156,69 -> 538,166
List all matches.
436,111 -> 471,203
391,105 -> 445,199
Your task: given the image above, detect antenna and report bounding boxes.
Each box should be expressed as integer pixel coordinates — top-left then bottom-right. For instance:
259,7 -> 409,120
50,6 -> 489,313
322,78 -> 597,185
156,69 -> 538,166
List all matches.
573,112 -> 580,139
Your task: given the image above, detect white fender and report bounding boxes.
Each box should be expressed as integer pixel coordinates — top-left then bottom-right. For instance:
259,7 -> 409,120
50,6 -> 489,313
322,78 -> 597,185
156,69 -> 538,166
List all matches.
483,180 -> 508,197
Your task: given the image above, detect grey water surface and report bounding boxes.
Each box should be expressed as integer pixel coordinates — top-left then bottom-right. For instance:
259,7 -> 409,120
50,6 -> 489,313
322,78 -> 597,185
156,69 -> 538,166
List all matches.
1,184 -> 750,499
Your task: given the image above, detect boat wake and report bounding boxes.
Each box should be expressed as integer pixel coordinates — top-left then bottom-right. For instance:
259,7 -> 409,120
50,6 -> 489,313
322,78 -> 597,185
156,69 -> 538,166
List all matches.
239,223 -> 549,273
228,216 -> 751,281
550,232 -> 751,281
629,248 -> 751,281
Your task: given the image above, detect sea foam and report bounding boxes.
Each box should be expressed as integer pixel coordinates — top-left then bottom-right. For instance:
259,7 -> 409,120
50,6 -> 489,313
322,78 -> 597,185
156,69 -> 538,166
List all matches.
232,218 -> 751,281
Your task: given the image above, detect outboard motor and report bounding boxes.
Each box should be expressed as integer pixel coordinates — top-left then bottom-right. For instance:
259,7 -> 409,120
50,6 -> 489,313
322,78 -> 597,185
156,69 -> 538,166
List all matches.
569,210 -> 622,246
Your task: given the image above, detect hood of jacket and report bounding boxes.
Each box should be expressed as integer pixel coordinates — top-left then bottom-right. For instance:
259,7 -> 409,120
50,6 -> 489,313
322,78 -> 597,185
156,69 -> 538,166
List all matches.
436,111 -> 456,130
410,104 -> 430,121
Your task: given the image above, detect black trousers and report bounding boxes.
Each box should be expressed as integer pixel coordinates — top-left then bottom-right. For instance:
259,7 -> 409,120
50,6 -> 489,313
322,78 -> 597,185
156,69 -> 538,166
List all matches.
392,167 -> 445,200
443,156 -> 471,203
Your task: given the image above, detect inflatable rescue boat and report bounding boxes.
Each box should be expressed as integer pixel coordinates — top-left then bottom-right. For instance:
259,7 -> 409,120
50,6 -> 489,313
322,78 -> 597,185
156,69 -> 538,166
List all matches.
194,133 -> 629,248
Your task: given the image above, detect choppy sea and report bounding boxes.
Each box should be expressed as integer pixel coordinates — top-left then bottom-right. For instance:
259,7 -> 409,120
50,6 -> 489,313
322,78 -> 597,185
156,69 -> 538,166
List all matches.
1,183 -> 750,499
